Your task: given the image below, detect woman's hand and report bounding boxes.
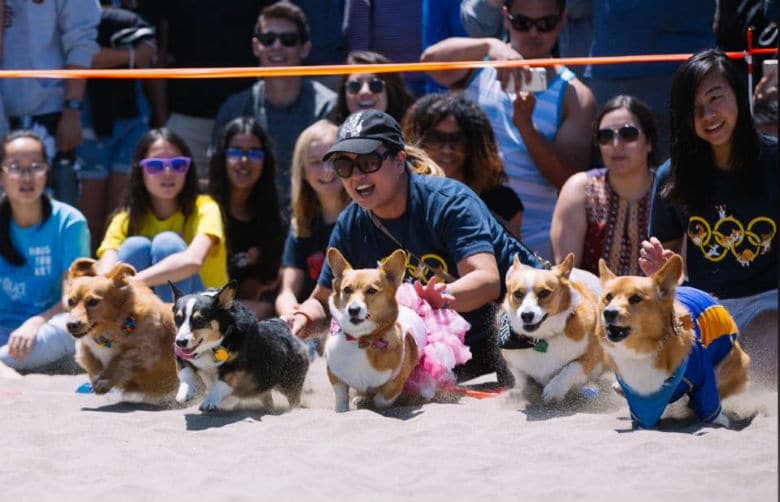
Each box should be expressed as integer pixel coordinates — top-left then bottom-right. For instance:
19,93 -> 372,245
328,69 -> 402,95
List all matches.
639,237 -> 675,276
7,322 -> 40,362
282,310 -> 310,338
413,278 -> 455,309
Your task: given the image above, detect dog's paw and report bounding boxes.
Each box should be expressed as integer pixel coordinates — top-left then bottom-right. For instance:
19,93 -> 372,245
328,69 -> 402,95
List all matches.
711,411 -> 731,428
334,402 -> 349,413
611,381 -> 624,397
175,383 -> 195,403
541,380 -> 569,403
199,398 -> 221,413
373,393 -> 398,409
92,378 -> 113,395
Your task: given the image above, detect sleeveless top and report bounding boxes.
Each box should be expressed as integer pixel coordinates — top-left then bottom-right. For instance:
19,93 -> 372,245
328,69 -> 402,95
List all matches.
464,65 -> 574,260
581,168 -> 651,276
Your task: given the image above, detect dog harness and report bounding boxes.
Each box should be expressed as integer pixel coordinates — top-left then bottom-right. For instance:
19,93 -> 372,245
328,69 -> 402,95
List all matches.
617,287 -> 738,428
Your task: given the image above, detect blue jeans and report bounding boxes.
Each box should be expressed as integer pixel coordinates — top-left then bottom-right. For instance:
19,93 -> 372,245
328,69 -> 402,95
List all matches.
0,313 -> 76,372
117,231 -> 204,302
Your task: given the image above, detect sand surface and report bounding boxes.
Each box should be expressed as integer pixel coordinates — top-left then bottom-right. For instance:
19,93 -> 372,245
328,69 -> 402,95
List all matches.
0,357 -> 776,501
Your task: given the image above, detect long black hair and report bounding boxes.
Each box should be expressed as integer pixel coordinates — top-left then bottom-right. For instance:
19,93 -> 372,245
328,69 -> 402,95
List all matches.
208,116 -> 284,284
662,49 -> 761,211
0,130 -> 53,266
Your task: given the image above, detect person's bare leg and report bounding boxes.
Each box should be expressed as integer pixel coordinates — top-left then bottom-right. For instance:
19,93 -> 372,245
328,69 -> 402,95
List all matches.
105,172 -> 129,216
79,178 -> 108,254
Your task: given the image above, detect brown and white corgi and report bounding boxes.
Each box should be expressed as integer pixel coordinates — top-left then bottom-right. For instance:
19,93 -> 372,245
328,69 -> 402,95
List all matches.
64,258 -> 179,404
326,248 -> 423,413
598,256 -> 750,429
499,253 -> 605,402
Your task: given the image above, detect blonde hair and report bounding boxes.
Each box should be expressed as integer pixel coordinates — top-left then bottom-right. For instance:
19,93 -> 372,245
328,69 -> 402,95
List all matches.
405,144 -> 445,177
290,120 -> 349,238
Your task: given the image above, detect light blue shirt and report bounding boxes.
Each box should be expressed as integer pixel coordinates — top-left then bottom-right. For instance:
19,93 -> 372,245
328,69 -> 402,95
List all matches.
0,200 -> 90,330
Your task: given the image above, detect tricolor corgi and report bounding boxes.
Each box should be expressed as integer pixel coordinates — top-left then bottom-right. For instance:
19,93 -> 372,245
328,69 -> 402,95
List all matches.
499,253 -> 605,402
326,248 -> 423,413
171,281 -> 309,412
598,256 -> 750,428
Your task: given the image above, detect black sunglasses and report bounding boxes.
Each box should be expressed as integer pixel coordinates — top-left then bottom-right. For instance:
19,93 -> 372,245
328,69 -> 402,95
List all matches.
331,150 -> 392,178
507,13 -> 561,33
346,78 -> 385,95
424,130 -> 466,149
256,31 -> 300,47
596,125 -> 641,145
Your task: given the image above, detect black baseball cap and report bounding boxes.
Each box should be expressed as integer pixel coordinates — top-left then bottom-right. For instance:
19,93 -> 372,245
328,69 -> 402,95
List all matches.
323,109 -> 405,160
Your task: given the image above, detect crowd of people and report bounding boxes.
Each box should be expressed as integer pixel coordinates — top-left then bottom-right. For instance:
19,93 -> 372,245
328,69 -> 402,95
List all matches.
0,0 -> 777,384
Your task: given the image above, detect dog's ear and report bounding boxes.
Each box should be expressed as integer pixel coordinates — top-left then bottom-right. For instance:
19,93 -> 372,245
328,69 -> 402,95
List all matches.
67,258 -> 98,281
381,249 -> 407,287
216,280 -> 238,310
598,259 -> 616,283
105,263 -> 137,287
327,247 -> 351,278
168,281 -> 184,302
651,254 -> 682,299
555,253 -> 575,279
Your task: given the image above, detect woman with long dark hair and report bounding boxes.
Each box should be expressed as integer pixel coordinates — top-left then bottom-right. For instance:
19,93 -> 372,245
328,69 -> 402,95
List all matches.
641,49 -> 778,380
209,117 -> 285,319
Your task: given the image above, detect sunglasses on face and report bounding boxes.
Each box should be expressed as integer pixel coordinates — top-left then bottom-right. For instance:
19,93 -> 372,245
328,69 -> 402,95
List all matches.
424,130 -> 466,149
346,78 -> 386,95
507,12 -> 561,33
331,150 -> 392,178
596,125 -> 641,146
1,162 -> 48,178
139,156 -> 191,175
225,147 -> 265,163
256,31 -> 300,47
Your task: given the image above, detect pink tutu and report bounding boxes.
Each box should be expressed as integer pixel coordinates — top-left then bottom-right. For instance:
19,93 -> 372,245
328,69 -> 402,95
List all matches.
396,284 -> 472,399
327,283 -> 472,399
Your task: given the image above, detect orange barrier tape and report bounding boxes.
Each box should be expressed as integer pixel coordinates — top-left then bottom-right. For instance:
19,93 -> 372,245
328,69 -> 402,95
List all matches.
0,49 -> 774,80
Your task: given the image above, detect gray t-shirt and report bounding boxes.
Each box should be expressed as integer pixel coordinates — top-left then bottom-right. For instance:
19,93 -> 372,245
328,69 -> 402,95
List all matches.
212,79 -> 337,217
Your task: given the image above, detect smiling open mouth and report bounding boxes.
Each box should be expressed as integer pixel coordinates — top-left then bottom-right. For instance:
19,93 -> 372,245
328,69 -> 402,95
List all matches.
522,314 -> 548,333
68,321 -> 95,338
176,338 -> 203,358
605,324 -> 631,342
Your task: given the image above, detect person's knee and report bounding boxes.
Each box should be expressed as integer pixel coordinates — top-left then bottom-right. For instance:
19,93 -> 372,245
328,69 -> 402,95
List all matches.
150,231 -> 187,261
117,236 -> 153,269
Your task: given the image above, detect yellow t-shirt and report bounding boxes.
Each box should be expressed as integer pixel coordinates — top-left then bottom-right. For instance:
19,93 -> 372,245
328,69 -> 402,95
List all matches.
97,195 -> 228,288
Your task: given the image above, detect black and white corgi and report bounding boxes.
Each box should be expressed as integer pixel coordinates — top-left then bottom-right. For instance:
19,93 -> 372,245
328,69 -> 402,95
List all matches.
170,281 -> 309,412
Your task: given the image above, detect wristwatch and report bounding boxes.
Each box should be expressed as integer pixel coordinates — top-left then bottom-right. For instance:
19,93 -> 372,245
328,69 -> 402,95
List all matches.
63,99 -> 82,111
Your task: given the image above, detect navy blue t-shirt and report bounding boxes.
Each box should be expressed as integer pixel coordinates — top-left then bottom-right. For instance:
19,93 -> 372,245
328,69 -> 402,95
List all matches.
649,136 -> 778,299
318,173 -> 541,343
281,217 -> 336,302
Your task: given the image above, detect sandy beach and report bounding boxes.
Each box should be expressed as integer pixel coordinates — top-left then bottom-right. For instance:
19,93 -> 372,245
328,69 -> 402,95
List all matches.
0,357 -> 776,502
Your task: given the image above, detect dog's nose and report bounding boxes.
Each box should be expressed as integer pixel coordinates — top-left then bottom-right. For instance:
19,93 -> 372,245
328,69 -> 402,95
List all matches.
520,312 -> 535,323
175,338 -> 189,347
348,306 -> 361,317
66,320 -> 82,333
603,309 -> 618,323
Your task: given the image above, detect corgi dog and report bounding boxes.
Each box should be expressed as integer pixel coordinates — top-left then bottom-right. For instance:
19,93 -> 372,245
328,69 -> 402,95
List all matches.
64,258 -> 179,403
326,248 -> 423,413
499,253 -> 604,402
171,281 -> 309,412
598,256 -> 750,429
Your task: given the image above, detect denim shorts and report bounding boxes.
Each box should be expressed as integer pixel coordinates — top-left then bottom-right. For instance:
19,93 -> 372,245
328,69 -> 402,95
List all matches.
78,116 -> 148,180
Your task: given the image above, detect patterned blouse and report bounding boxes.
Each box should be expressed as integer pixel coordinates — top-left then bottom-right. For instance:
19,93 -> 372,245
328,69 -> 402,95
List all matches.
581,168 -> 652,276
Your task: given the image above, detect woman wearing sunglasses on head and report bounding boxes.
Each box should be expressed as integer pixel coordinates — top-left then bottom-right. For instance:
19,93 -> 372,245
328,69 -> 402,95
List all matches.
96,128 -> 228,302
550,95 -> 657,275
402,92 -> 524,240
0,130 -> 90,377
286,109 -> 548,386
330,51 -> 414,125
641,50 -> 778,381
208,117 -> 284,319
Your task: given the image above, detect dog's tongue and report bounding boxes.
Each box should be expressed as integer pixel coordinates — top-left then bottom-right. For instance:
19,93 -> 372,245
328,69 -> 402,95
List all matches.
174,344 -> 196,360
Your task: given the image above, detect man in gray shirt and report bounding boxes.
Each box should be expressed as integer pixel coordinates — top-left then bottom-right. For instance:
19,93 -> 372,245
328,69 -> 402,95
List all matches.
212,1 -> 336,218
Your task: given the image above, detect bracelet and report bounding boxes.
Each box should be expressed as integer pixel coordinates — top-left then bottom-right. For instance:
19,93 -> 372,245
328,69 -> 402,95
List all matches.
128,46 -> 135,69
442,286 -> 452,310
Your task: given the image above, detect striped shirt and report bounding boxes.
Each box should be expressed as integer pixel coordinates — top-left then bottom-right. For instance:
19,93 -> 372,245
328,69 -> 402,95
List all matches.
464,66 -> 574,261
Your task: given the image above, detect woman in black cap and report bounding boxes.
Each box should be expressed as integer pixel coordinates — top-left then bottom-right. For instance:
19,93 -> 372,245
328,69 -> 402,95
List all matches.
285,108 -> 545,386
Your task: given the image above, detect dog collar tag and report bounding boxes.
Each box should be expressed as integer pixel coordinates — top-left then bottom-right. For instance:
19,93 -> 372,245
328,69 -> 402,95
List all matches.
533,339 -> 548,353
213,347 -> 229,363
